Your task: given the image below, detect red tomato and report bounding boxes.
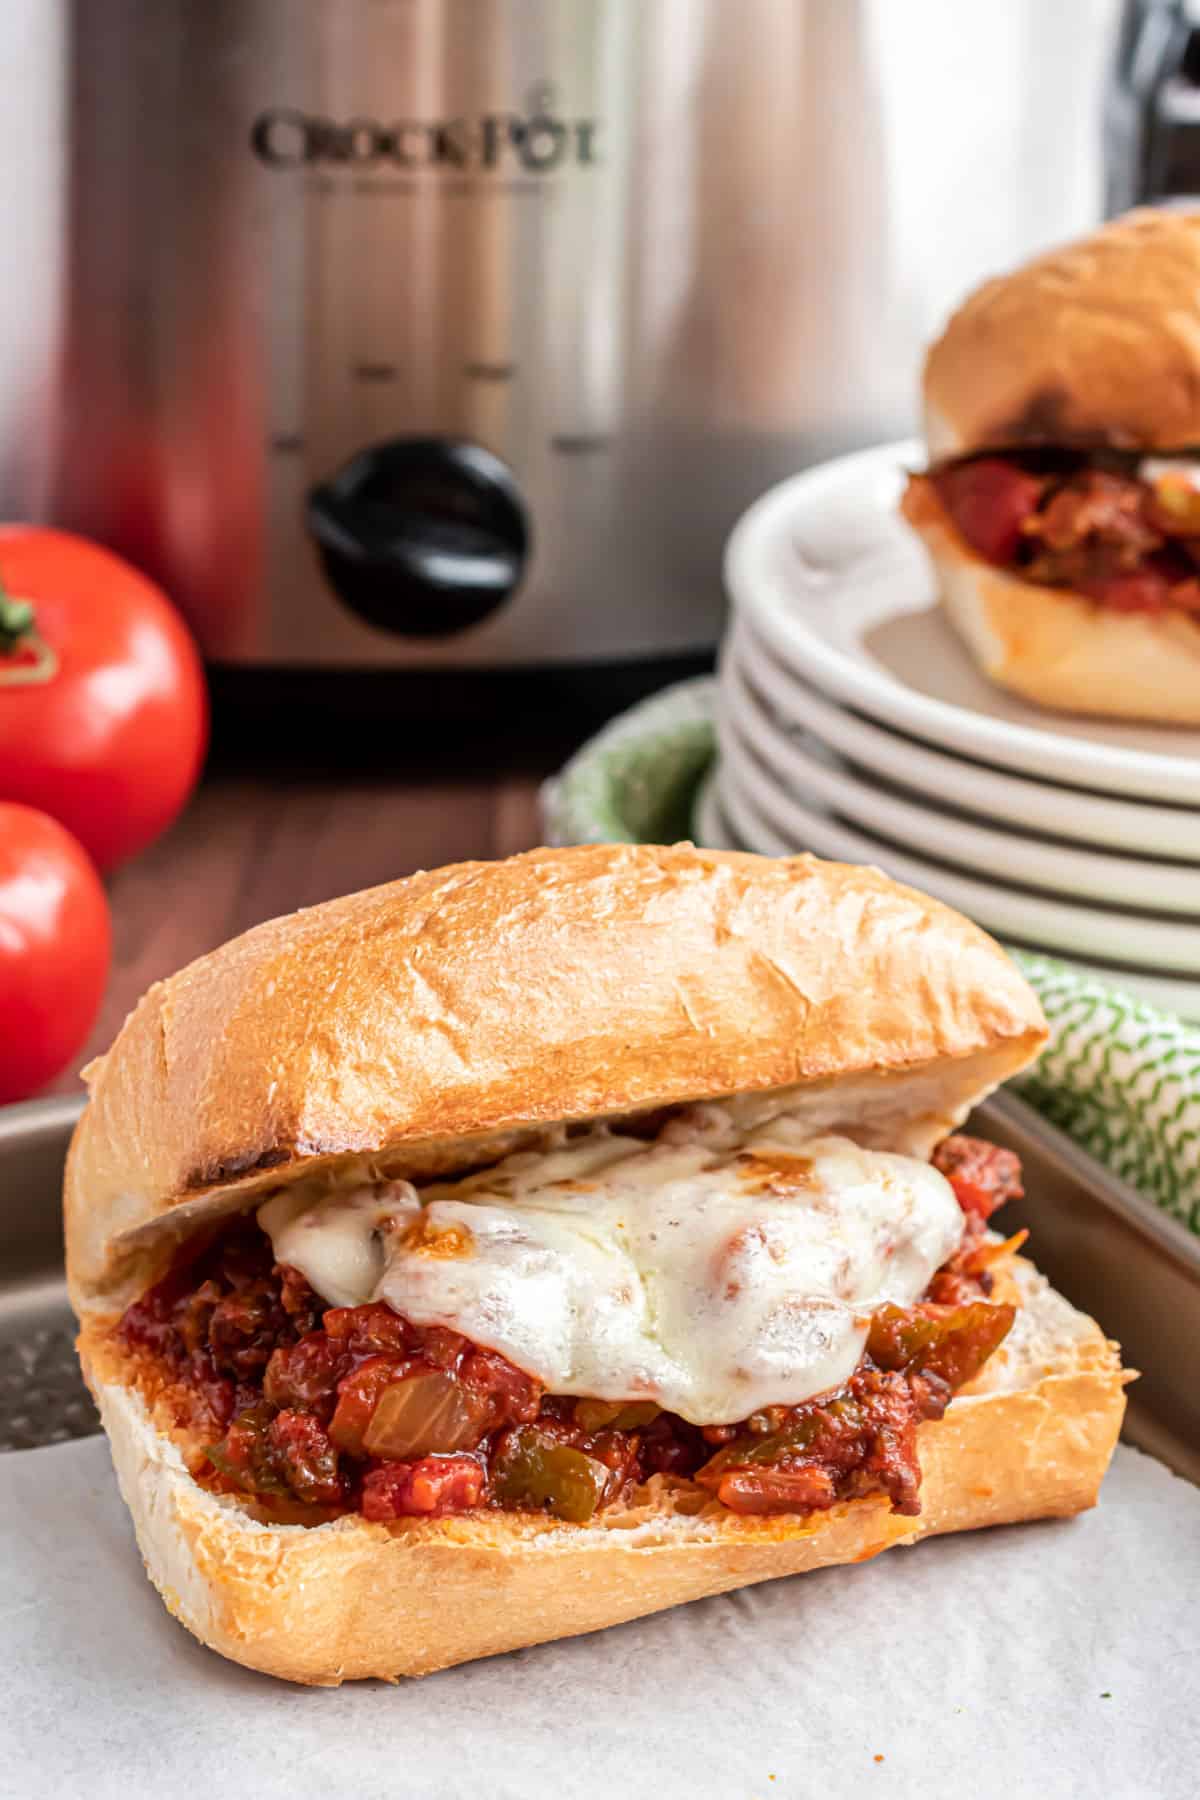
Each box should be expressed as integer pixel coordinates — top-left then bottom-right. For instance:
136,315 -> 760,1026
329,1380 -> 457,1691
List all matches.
0,804 -> 111,1103
935,459 -> 1045,565
0,528 -> 207,871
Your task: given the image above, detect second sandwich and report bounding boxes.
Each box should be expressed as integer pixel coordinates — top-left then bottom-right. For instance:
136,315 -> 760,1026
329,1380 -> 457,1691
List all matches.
903,207 -> 1200,722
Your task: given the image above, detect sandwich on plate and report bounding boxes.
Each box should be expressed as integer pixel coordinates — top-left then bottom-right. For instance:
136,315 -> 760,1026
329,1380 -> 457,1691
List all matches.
66,845 -> 1127,1684
902,207 -> 1200,722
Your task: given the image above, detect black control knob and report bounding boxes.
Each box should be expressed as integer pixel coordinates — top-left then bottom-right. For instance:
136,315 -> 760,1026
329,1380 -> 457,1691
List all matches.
307,438 -> 529,638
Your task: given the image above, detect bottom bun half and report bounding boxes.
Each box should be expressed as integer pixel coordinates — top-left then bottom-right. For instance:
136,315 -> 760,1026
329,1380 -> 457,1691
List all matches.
80,1262 -> 1125,1686
902,476 -> 1200,723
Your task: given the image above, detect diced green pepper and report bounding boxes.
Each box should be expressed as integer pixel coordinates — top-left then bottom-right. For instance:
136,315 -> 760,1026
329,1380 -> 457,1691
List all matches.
572,1398 -> 661,1433
700,1394 -> 866,1477
205,1404 -> 291,1496
491,1427 -> 611,1523
867,1301 -> 1014,1388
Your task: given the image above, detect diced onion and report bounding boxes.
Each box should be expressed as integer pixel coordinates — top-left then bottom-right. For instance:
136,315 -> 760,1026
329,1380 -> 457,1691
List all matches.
362,1372 -> 490,1459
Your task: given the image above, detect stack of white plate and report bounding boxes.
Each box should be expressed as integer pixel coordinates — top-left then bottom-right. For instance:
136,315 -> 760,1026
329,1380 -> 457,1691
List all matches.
706,441 -> 1200,1018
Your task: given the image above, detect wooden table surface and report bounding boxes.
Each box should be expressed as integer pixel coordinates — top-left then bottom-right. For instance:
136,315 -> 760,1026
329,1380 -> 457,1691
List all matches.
54,762 -> 549,1095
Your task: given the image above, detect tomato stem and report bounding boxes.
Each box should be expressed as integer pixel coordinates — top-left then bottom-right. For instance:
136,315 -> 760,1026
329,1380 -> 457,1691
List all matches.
0,583 -> 58,686
0,592 -> 34,651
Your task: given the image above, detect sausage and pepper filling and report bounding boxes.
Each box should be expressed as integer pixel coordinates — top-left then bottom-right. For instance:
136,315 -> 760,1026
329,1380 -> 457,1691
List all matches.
913,451 -> 1200,614
117,1121 -> 1025,1529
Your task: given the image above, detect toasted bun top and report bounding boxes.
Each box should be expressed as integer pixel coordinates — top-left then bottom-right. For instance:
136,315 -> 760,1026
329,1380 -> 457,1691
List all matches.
64,844 -> 1046,1311
924,209 -> 1200,457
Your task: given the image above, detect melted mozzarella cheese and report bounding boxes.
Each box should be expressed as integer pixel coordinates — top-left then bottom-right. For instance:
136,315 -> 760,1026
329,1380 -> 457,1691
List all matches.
259,1113 -> 963,1425
259,1181 -> 420,1308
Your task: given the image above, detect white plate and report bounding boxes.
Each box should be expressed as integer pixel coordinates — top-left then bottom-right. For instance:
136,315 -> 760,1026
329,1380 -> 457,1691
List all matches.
724,439 -> 1200,803
692,769 -> 740,853
719,645 -> 1200,914
715,716 -> 1200,974
728,614 -> 1200,862
692,770 -> 1200,1021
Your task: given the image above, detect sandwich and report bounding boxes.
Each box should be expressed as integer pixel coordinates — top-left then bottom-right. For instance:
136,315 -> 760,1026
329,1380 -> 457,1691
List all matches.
65,844 -> 1127,1685
901,207 -> 1200,722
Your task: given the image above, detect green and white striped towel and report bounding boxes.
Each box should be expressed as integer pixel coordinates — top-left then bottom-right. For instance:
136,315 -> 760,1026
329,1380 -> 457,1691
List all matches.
542,677 -> 1200,1234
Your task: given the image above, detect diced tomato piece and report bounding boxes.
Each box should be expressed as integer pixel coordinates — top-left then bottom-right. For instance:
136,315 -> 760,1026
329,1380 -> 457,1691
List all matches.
935,459 -> 1045,564
405,1455 -> 486,1514
954,1179 -> 998,1216
931,1136 -> 1023,1221
361,1455 -> 485,1521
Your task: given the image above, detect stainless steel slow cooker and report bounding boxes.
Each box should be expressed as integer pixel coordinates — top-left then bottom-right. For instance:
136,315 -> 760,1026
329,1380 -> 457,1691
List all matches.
0,0 -> 1119,714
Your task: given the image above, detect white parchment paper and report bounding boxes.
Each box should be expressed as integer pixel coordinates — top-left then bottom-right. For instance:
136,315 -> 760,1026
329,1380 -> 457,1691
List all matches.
0,1437 -> 1195,1800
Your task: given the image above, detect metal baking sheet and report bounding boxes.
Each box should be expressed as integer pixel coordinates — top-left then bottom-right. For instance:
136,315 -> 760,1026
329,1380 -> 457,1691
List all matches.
1,1090 -> 1196,1481
975,1091 -> 1200,1485
0,1095 -> 95,1450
